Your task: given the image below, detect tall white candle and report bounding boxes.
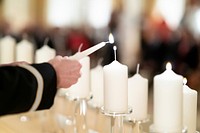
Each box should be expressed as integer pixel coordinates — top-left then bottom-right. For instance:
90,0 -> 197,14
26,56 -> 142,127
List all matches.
183,78 -> 197,133
35,44 -> 56,63
0,36 -> 16,64
16,39 -> 34,63
67,56 -> 90,99
152,62 -> 183,132
90,64 -> 104,107
128,64 -> 148,120
103,46 -> 128,113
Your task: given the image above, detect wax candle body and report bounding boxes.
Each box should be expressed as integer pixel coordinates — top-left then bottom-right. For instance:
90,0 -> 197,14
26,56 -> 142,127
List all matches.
103,60 -> 128,113
70,42 -> 106,60
35,45 -> 56,63
16,39 -> 34,63
68,56 -> 90,99
0,36 -> 16,64
183,84 -> 197,133
152,65 -> 183,132
90,65 -> 104,107
128,73 -> 148,120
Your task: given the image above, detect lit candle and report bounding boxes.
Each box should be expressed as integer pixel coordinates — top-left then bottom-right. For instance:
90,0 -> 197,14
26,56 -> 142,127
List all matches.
16,39 -> 34,63
151,62 -> 183,132
67,56 -> 90,99
0,36 -> 16,64
35,39 -> 56,63
103,46 -> 128,113
183,78 -> 198,133
70,33 -> 114,60
128,64 -> 148,120
90,59 -> 104,107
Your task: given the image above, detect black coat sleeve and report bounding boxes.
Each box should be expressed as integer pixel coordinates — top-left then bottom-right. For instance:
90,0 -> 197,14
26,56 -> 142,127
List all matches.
0,63 -> 57,116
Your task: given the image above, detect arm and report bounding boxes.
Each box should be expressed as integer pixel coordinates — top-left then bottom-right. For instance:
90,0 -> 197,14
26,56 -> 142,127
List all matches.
0,63 -> 57,116
0,56 -> 81,116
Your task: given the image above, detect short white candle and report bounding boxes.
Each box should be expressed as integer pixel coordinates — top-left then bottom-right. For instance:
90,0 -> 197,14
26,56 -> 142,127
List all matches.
90,63 -> 104,107
35,44 -> 56,63
68,56 -> 90,99
183,78 -> 198,133
152,62 -> 183,132
0,36 -> 16,64
103,46 -> 128,113
16,39 -> 34,63
128,64 -> 148,120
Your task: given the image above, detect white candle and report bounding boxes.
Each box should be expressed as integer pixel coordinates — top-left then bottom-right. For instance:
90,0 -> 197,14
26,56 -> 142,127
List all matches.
103,46 -> 128,113
183,78 -> 197,133
67,56 -> 90,99
152,62 -> 183,132
128,64 -> 148,120
0,36 -> 16,64
90,64 -> 104,107
35,44 -> 56,63
16,39 -> 34,63
70,33 -> 114,60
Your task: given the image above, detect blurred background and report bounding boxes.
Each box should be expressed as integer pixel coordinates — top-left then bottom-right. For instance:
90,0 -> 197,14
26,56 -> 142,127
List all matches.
0,0 -> 199,130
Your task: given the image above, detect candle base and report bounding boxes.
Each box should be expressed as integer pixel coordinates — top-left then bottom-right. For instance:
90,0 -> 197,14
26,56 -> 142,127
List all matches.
149,124 -> 188,133
100,106 -> 132,117
65,92 -> 93,102
65,93 -> 92,133
101,106 -> 132,133
124,116 -> 150,133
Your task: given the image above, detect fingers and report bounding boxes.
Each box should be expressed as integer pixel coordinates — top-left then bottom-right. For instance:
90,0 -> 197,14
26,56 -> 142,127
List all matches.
52,55 -> 82,88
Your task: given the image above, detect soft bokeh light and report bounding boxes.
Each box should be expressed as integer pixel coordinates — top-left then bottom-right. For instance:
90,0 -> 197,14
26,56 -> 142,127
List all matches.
154,0 -> 186,30
195,10 -> 200,34
87,0 -> 112,29
46,0 -> 80,27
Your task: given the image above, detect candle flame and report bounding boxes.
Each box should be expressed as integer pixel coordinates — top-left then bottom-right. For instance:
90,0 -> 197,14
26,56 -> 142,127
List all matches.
113,46 -> 117,60
183,78 -> 187,85
109,33 -> 114,44
113,46 -> 117,51
166,62 -> 172,70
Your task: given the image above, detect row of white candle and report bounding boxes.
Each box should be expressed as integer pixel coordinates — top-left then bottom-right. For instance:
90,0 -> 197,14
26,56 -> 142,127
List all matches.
66,33 -> 198,133
67,54 -> 197,133
151,63 -> 198,133
67,48 -> 148,119
0,36 -> 56,64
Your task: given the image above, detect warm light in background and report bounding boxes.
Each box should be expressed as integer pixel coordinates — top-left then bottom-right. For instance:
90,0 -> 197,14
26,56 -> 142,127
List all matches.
154,0 -> 186,30
46,0 -> 81,27
87,0 -> 112,29
46,0 -> 112,28
195,10 -> 200,34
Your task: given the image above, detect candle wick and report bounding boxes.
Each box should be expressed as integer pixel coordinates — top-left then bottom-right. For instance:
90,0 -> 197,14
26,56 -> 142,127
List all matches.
78,43 -> 83,52
44,37 -> 49,46
136,64 -> 140,74
113,46 -> 117,60
97,58 -> 103,66
22,33 -> 28,40
183,78 -> 187,85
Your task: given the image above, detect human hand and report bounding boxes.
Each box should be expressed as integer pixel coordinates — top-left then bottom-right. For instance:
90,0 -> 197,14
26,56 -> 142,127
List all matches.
48,56 -> 82,88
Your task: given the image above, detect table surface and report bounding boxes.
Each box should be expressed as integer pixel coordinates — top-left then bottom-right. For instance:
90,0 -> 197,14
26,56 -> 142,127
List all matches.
0,94 -> 199,133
